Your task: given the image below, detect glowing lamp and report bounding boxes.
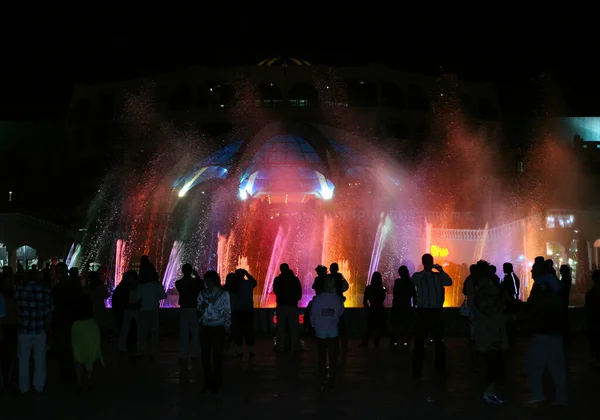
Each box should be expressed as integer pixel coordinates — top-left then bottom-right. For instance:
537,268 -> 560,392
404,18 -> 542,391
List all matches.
238,171 -> 258,201
430,244 -> 449,258
315,171 -> 334,200
178,167 -> 208,198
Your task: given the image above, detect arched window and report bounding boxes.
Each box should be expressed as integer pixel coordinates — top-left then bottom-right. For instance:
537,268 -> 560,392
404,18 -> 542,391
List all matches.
68,98 -> 91,123
97,94 -> 114,120
207,83 -> 235,108
288,83 -> 317,107
346,80 -> 378,107
168,83 -> 192,110
158,86 -> 167,104
407,84 -> 429,112
458,93 -> 473,116
415,123 -> 429,142
386,123 -> 409,139
256,83 -> 282,107
16,245 -> 37,271
478,96 -> 499,120
382,82 -> 404,109
202,123 -> 233,137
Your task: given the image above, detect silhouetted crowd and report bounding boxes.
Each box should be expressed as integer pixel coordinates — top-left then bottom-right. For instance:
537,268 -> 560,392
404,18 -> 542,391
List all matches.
1,252 -> 600,408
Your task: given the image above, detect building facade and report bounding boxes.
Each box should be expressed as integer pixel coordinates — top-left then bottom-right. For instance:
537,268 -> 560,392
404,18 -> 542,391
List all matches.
65,57 -> 502,161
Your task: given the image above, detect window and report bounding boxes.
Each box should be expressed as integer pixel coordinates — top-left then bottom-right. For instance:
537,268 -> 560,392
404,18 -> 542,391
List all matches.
386,124 -> 409,139
478,96 -> 499,120
207,83 -> 235,108
288,83 -> 317,107
90,124 -> 109,145
415,124 -> 429,141
197,85 -> 209,108
320,85 -> 347,107
202,123 -> 233,137
381,82 -> 404,109
68,98 -> 91,123
458,93 -> 473,115
72,129 -> 86,145
546,214 -> 575,229
158,86 -> 167,103
407,84 -> 429,112
256,83 -> 282,107
168,83 -> 192,110
97,94 -> 114,120
346,80 -> 378,107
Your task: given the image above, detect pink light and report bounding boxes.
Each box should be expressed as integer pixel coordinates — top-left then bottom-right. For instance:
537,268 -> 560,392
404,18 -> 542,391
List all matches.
261,225 -> 290,307
162,241 -> 182,291
114,239 -> 127,287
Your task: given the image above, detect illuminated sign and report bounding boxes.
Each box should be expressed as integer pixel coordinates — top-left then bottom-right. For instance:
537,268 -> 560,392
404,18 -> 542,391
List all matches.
430,244 -> 449,258
273,313 -> 304,326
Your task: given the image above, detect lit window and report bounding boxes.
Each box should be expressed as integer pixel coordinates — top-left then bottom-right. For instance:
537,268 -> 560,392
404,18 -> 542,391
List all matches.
546,214 -> 575,228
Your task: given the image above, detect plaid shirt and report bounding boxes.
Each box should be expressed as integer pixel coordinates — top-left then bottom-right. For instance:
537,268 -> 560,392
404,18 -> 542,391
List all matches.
15,281 -> 54,335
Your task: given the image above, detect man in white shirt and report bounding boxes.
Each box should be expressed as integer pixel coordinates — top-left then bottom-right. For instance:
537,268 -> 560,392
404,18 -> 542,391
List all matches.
410,253 -> 452,378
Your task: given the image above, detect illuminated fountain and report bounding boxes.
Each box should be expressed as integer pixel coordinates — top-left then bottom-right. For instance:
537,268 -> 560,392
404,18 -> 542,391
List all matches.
76,76 -> 587,308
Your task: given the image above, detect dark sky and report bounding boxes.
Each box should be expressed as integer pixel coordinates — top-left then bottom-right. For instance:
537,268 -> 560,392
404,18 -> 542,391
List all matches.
2,17 -> 599,119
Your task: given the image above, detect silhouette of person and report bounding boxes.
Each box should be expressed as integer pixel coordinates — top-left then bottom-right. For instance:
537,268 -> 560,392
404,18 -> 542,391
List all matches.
410,253 -> 452,378
524,260 -> 567,406
232,268 -> 257,357
329,262 -> 349,351
585,270 -> 600,365
360,272 -> 387,347
175,264 -> 204,360
391,265 -> 416,349
272,263 -> 302,352
310,275 -> 344,391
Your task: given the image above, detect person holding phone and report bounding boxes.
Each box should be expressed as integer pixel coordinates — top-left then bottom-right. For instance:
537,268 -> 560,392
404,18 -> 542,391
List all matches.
232,268 -> 257,358
410,253 -> 452,379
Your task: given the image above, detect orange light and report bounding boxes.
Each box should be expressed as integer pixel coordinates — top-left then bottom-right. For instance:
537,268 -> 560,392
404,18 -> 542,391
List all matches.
272,313 -> 304,325
430,244 -> 449,258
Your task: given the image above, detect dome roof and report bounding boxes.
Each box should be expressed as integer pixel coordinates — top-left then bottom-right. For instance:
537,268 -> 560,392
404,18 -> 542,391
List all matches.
257,57 -> 311,67
174,123 -> 396,201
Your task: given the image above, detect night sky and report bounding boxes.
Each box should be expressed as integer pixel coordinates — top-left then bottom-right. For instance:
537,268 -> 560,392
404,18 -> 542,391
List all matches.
0,17 -> 597,224
2,18 -> 598,118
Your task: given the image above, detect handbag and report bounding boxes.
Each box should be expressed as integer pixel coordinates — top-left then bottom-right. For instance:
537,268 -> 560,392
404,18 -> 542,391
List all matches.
459,297 -> 471,317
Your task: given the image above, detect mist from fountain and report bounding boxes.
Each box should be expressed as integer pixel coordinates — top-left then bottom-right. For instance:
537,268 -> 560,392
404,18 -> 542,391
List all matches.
114,239 -> 127,287
75,72 -> 590,308
473,223 -> 489,262
261,225 -> 289,307
66,243 -> 82,269
162,240 -> 183,291
367,213 -> 393,284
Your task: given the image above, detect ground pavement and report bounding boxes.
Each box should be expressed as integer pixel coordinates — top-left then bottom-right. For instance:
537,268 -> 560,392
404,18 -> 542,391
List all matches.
1,335 -> 598,419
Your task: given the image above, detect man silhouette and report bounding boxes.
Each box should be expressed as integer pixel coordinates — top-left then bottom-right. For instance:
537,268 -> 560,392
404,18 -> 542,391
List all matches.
410,253 -> 452,378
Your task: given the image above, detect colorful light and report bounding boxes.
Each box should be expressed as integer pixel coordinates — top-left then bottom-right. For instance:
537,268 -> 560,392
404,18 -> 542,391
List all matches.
178,167 -> 208,198
430,244 -> 449,258
114,239 -> 127,287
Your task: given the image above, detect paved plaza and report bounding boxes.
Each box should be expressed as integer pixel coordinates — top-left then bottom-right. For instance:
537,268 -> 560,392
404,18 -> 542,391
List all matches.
1,336 -> 598,419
